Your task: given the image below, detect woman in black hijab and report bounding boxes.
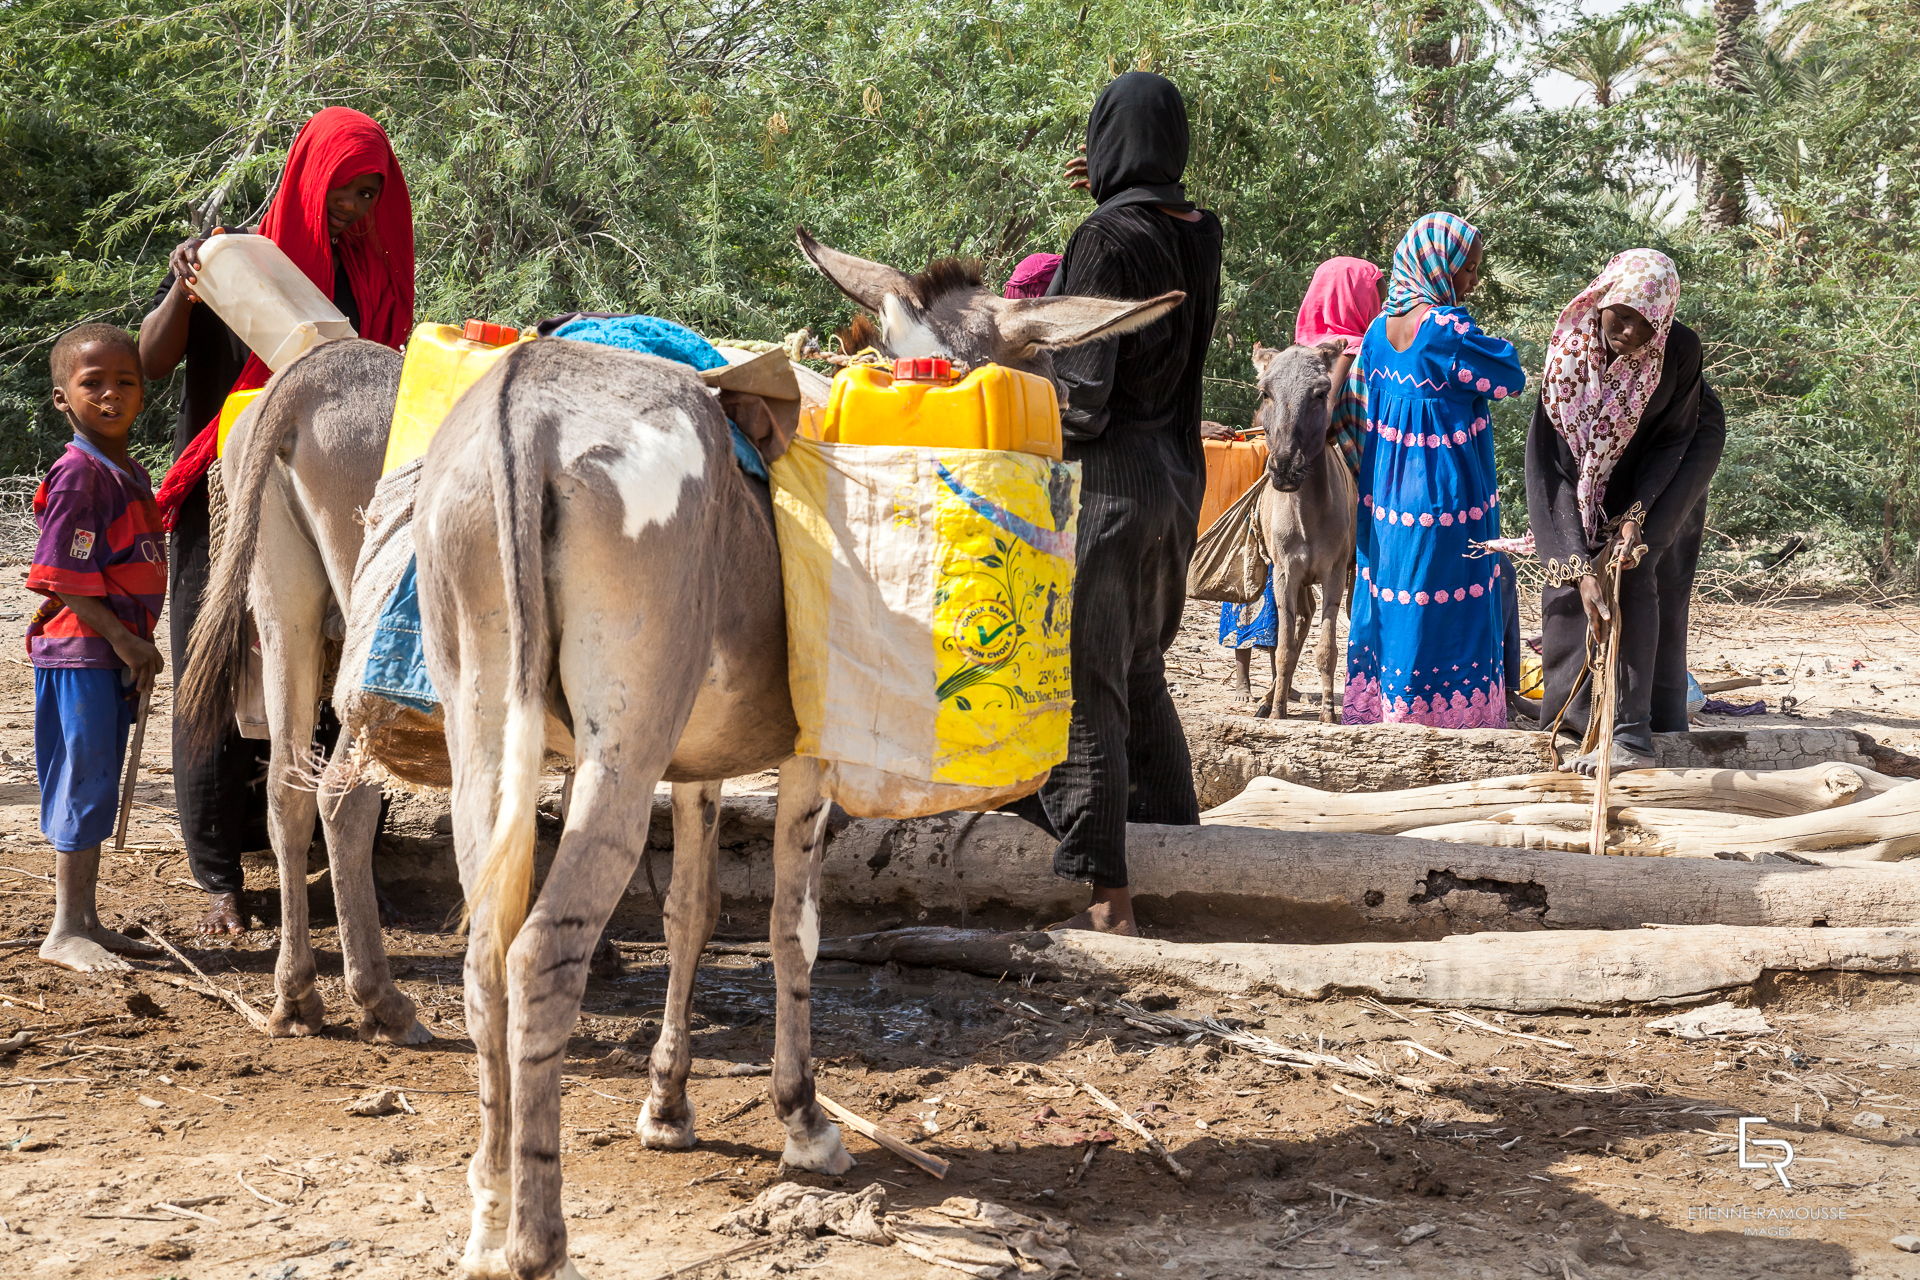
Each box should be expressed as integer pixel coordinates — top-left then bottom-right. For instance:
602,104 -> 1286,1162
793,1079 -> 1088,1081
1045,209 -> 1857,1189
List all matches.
1013,71 -> 1223,935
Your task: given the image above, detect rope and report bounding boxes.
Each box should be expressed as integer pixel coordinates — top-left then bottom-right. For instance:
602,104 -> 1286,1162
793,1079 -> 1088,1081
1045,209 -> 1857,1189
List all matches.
711,328 -> 821,364
207,456 -> 229,568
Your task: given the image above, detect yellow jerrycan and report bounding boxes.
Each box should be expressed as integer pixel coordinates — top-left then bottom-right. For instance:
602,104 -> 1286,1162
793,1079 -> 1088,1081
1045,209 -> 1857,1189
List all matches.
384,321 -> 531,476
812,358 -> 1062,458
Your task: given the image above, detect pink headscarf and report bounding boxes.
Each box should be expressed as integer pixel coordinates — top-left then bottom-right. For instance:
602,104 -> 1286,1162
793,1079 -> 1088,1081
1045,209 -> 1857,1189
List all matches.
1003,253 -> 1062,299
1540,249 -> 1682,545
1295,256 -> 1384,351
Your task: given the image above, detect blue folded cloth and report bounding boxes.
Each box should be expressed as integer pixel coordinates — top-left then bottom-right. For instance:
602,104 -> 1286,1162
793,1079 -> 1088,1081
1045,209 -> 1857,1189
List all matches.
361,558 -> 438,713
553,314 -> 728,372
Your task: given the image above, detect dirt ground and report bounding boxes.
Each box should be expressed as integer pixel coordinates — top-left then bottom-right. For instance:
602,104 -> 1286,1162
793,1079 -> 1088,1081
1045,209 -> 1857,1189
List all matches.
1169,589 -> 1920,759
3,593 -> 1920,1279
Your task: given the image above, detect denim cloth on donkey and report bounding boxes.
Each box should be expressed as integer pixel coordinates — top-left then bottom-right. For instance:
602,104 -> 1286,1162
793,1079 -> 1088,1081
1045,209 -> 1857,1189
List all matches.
358,316 -> 765,715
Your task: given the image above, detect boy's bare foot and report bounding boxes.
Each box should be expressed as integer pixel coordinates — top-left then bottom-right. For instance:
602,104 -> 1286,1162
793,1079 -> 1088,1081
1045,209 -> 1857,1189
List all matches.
1046,887 -> 1138,936
197,892 -> 246,936
90,925 -> 159,957
39,930 -> 133,973
1562,741 -> 1655,778
1227,653 -> 1253,703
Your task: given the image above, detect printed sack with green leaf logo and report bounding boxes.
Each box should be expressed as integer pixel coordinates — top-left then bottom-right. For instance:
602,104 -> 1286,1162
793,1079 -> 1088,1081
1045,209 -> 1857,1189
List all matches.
769,437 -> 1079,817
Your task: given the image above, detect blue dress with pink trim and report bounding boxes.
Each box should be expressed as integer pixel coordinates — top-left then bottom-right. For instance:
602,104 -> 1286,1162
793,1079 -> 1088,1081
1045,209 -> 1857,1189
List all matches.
1344,306 -> 1526,728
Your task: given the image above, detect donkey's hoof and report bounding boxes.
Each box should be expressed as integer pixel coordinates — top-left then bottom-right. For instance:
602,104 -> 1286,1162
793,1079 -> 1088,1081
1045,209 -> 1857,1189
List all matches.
458,1247 -> 510,1280
636,1099 -> 697,1150
362,1012 -> 433,1046
782,1123 -> 854,1175
266,992 -> 326,1038
358,993 -> 432,1045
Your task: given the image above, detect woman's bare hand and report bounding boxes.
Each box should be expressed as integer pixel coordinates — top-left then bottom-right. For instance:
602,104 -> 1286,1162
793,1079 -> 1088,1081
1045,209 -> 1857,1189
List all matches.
1615,517 -> 1646,569
168,227 -> 228,298
1578,573 -> 1610,635
1064,144 -> 1090,193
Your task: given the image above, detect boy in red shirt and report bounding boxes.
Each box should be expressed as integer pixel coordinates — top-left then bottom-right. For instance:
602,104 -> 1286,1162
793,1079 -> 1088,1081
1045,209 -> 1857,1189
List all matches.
28,324 -> 166,972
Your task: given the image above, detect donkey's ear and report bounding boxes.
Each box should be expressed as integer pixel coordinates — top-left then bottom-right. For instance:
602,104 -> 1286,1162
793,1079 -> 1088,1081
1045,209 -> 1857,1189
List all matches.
1001,290 -> 1185,352
796,228 -> 920,313
1314,338 -> 1351,365
1251,342 -> 1279,375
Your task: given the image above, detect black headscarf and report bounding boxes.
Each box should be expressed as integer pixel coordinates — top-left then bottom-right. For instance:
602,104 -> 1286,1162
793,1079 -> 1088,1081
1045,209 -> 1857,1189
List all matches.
1084,71 -> 1194,215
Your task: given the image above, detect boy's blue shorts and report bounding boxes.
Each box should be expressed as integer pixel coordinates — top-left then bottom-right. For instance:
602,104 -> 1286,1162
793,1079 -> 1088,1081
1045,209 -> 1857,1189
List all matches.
35,667 -> 135,853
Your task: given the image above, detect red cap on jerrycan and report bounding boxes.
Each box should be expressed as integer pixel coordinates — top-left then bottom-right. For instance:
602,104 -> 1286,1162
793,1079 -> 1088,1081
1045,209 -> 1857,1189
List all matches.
891,357 -> 955,382
463,319 -> 521,346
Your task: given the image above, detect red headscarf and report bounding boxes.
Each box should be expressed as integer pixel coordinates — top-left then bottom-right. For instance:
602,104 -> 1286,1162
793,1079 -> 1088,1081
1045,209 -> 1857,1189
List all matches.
1293,256 -> 1383,352
157,107 -> 414,525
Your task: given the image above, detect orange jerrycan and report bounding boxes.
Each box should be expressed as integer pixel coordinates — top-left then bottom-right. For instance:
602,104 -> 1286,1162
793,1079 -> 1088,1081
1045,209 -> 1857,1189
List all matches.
812,359 -> 1062,458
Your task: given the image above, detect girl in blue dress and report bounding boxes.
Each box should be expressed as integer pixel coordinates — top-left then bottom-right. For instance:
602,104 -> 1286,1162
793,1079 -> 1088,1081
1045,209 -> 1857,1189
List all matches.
1344,212 -> 1526,728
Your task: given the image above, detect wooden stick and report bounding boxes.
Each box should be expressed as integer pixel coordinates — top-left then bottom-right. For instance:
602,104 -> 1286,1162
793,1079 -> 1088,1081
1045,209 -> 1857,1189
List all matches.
152,1200 -> 221,1226
814,1092 -> 948,1179
113,688 -> 152,854
1442,1009 -> 1577,1050
1586,550 -> 1627,857
140,922 -> 269,1032
1034,1065 -> 1192,1182
235,1170 -> 288,1208
638,1239 -> 780,1280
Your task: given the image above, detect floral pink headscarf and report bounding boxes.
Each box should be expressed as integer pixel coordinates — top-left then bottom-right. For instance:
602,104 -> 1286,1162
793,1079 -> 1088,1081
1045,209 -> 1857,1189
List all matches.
1540,249 -> 1681,545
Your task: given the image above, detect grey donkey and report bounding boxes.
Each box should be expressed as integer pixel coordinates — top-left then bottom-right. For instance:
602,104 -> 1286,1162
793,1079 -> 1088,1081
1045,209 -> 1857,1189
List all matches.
423,229 -> 1181,1280
177,339 -> 431,1044
174,336 -> 826,1048
1241,340 -> 1357,721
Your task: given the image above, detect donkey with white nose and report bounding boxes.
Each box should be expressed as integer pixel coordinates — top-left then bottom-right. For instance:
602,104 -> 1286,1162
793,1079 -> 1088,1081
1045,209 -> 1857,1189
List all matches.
421,230 -> 1181,1280
1248,341 -> 1357,721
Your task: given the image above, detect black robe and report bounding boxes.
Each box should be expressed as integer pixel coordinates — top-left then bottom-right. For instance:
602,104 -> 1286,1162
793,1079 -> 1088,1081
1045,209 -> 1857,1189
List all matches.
1526,320 -> 1726,755
1012,73 -> 1223,889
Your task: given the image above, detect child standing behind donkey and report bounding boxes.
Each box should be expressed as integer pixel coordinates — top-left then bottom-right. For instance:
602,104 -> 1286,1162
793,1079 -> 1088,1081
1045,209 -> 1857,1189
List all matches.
28,324 -> 166,972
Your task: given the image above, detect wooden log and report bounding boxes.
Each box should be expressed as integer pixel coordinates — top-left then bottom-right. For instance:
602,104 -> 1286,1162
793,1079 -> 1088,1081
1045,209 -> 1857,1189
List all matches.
1399,782 -> 1920,863
813,925 -> 1920,1013
1181,715 -> 1880,809
794,812 -> 1920,937
1201,763 -> 1897,832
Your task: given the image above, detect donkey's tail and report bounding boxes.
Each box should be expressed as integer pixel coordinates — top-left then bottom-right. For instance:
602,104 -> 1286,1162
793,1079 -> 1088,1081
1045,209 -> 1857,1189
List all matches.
462,351 -> 550,979
177,383 -> 293,752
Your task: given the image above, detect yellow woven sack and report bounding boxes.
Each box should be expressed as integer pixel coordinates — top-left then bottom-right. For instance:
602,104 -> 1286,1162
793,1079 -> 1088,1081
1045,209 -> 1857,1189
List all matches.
770,437 -> 1080,818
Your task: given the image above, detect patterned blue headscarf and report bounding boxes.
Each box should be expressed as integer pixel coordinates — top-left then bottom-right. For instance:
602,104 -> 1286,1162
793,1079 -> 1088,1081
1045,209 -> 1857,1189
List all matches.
1384,212 -> 1480,316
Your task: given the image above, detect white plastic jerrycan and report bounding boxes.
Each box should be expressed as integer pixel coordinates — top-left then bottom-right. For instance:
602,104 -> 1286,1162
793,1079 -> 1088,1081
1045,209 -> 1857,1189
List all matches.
192,233 -> 357,371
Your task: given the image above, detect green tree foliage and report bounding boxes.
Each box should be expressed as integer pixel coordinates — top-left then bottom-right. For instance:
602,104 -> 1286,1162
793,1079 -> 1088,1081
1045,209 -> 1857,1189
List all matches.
1,0 -> 1916,578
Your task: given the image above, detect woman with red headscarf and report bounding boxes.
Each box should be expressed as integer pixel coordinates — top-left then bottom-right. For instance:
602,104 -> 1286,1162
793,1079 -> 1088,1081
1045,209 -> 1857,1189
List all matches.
139,107 -> 414,936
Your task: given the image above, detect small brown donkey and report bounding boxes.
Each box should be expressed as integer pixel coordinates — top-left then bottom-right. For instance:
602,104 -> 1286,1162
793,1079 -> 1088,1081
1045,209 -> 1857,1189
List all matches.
1244,340 -> 1357,720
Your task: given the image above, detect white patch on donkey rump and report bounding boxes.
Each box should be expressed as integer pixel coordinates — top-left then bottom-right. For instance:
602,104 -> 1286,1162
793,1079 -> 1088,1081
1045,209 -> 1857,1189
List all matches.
559,407 -> 707,541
